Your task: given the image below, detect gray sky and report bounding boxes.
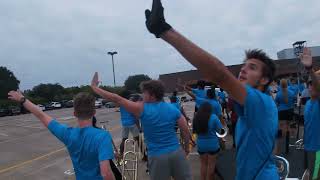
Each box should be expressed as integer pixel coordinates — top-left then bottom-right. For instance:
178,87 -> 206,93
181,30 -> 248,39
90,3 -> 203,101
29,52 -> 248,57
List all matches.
1,0 -> 319,90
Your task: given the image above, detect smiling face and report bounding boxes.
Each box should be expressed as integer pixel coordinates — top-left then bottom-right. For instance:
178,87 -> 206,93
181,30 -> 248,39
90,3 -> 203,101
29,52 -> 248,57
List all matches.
238,58 -> 269,89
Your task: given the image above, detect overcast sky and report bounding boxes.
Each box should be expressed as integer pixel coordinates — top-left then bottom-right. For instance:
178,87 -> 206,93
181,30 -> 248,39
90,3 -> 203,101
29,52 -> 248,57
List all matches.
1,0 -> 319,90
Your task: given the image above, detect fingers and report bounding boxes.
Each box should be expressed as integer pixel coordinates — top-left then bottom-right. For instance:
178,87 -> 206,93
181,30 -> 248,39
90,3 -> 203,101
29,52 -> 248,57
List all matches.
145,9 -> 151,19
91,72 -> 99,86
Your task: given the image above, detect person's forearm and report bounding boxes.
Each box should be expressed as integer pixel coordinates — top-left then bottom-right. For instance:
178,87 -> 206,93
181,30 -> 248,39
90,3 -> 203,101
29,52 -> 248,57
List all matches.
161,29 -> 233,85
103,173 -> 115,180
185,90 -> 195,100
310,69 -> 320,92
161,29 -> 246,104
92,87 -> 123,104
219,116 -> 226,127
23,100 -> 52,127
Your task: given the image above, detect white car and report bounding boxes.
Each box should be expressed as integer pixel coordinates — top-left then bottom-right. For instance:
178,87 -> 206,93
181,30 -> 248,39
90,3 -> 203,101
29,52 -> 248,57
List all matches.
37,104 -> 46,111
95,101 -> 102,108
50,102 -> 62,108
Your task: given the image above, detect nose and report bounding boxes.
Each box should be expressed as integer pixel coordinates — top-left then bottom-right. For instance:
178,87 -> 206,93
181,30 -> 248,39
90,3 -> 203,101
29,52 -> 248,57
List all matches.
240,65 -> 247,74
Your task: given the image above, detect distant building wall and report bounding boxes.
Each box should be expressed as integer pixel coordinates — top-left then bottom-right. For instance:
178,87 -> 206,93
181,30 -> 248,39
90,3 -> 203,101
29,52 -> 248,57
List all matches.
277,46 -> 320,59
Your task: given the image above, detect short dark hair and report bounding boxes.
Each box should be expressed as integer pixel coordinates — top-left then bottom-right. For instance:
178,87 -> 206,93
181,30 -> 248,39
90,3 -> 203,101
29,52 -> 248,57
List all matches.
140,80 -> 165,101
245,49 -> 276,86
206,89 -> 216,99
73,92 -> 95,120
197,80 -> 206,89
193,102 -> 212,134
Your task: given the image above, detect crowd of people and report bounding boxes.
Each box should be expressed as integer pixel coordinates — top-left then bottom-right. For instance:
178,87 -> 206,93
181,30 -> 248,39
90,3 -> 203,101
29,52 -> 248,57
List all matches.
6,0 -> 320,179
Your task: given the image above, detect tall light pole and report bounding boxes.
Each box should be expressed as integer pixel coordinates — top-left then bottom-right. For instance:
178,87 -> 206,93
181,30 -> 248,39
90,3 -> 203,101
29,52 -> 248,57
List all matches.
107,51 -> 117,86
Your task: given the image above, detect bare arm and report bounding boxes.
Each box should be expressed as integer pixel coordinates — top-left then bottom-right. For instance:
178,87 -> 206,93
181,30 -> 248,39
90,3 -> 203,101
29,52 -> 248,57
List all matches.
185,88 -> 196,100
8,91 -> 53,127
177,116 -> 190,154
180,106 -> 190,122
161,30 -> 246,105
100,160 -> 115,180
300,47 -> 320,92
91,72 -> 143,117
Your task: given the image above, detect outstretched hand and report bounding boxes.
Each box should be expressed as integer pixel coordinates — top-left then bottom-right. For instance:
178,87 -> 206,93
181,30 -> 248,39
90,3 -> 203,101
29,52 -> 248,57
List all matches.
8,90 -> 24,102
91,72 -> 99,87
300,47 -> 312,69
145,0 -> 172,38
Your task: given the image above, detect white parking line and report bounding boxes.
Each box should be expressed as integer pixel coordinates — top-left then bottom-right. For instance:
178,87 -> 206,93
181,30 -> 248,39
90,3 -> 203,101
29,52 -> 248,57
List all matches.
0,132 -> 8,137
59,116 -> 75,121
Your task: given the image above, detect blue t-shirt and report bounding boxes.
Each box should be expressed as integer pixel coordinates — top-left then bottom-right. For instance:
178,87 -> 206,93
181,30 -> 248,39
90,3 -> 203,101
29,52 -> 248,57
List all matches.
197,114 -> 223,152
48,120 -> 114,180
171,102 -> 181,111
197,98 -> 222,117
289,84 -> 299,96
140,102 -> 181,156
234,85 -> 279,180
218,91 -> 226,103
275,89 -> 295,111
304,99 -> 320,151
120,106 -> 136,127
192,88 -> 207,108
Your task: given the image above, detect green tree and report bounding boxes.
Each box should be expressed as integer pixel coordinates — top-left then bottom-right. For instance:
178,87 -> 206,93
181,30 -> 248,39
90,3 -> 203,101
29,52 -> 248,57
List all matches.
124,74 -> 151,93
30,83 -> 65,102
0,67 -> 20,100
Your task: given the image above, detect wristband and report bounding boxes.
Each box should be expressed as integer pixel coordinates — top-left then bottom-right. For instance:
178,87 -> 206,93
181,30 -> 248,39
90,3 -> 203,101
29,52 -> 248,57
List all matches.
20,97 -> 26,105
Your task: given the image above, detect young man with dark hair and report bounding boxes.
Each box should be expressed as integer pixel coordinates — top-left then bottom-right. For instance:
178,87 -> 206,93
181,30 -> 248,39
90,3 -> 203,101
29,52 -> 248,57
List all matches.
300,48 -> 320,180
90,73 -> 192,180
7,92 -> 115,180
144,0 -> 279,179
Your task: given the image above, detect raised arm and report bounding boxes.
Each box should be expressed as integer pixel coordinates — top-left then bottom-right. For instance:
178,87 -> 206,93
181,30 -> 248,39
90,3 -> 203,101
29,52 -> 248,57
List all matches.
300,47 -> 320,92
91,72 -> 143,117
8,91 -> 53,127
145,0 -> 246,105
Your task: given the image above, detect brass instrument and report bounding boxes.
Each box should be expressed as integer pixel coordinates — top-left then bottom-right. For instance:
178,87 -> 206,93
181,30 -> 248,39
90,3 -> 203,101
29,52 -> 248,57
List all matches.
122,139 -> 138,180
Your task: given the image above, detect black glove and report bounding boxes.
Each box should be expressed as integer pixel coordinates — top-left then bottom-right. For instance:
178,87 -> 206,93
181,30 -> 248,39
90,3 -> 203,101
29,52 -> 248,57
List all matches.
145,0 -> 172,38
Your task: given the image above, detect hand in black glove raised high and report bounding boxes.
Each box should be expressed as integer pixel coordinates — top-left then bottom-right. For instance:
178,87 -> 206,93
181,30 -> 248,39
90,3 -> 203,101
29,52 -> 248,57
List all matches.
145,0 -> 172,38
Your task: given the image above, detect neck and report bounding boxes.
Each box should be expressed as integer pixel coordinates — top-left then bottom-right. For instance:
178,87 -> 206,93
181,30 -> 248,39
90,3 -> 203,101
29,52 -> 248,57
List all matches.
78,120 -> 92,128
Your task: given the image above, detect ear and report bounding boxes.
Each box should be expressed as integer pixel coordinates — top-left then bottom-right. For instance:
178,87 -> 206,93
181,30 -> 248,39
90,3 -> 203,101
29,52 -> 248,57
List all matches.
260,77 -> 269,86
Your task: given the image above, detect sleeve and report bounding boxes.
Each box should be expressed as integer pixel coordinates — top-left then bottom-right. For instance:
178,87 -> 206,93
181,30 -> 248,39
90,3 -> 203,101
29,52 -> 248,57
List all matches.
243,85 -> 266,126
211,115 -> 222,132
98,133 -> 115,161
215,103 -> 222,117
48,120 -> 70,145
275,92 -> 280,105
172,105 -> 182,122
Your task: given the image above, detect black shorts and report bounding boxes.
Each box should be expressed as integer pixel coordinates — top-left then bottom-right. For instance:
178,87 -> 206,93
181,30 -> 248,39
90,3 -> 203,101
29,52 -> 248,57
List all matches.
198,148 -> 220,155
278,109 -> 294,121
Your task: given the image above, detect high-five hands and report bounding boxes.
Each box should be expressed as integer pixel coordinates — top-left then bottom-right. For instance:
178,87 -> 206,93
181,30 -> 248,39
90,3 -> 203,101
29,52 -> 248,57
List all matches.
300,47 -> 313,70
145,0 -> 172,38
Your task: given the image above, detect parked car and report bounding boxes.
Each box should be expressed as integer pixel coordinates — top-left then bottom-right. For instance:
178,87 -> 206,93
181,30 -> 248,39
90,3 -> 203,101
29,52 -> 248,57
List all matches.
50,102 -> 62,108
0,108 -> 9,117
65,100 -> 74,108
95,100 -> 102,108
61,100 -> 73,108
37,104 -> 46,111
44,103 -> 54,111
7,106 -> 21,116
105,102 -> 116,108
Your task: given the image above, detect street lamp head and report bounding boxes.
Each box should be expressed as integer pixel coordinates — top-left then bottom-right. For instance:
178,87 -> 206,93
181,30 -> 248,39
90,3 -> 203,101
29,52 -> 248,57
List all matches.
108,51 -> 118,55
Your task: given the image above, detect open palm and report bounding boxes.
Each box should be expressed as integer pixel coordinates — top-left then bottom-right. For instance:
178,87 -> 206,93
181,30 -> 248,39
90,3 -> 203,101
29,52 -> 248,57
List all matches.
91,72 -> 99,87
300,47 -> 312,68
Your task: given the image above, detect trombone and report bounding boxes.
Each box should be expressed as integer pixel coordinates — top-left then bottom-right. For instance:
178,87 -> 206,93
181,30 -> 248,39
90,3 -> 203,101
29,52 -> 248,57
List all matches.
122,139 -> 139,180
